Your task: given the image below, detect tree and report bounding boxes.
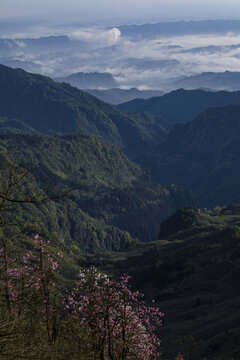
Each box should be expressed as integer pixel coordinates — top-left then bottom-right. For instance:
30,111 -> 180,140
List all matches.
66,267 -> 163,360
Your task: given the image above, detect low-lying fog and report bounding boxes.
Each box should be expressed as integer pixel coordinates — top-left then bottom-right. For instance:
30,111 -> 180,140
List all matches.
1,20 -> 240,90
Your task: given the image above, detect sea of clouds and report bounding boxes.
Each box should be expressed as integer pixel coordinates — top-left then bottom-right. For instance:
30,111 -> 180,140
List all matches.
1,22 -> 240,89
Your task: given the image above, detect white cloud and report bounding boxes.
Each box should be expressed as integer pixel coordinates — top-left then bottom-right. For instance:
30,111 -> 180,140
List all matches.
69,27 -> 121,47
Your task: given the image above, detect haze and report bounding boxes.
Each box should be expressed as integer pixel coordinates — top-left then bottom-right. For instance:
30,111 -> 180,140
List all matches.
1,0 -> 240,22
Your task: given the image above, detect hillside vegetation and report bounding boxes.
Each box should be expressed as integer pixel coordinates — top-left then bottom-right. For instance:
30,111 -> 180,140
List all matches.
0,133 -> 194,253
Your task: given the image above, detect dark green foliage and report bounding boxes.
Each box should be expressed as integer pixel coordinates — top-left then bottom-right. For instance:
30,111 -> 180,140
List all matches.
137,104 -> 240,208
158,206 -> 204,239
0,117 -> 37,134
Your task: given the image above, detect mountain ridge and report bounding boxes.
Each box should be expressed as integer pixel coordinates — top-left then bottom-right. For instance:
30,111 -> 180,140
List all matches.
0,63 -> 167,158
55,72 -> 118,90
117,88 -> 240,125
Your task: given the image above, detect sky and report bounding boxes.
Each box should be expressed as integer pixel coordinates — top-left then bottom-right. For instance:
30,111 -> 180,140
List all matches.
1,0 -> 240,23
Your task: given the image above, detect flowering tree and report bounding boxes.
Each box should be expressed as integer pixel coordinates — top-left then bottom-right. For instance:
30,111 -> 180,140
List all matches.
66,267 -> 164,360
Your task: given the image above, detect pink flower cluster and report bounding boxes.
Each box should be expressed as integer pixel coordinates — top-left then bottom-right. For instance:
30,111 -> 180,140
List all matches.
66,267 -> 163,359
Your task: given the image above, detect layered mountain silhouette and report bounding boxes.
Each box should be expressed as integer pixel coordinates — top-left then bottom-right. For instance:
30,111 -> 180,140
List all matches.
119,19 -> 240,38
0,64 -> 167,158
118,88 -> 240,125
171,71 -> 240,91
55,72 -> 118,90
86,88 -> 164,105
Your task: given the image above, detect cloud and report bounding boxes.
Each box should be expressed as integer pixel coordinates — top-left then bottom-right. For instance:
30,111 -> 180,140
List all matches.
68,27 -> 121,47
14,40 -> 26,48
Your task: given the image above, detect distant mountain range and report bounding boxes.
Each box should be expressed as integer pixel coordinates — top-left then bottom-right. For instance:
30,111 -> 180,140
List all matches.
119,19 -> 240,38
54,73 -> 165,104
86,88 -> 164,105
169,71 -> 240,92
58,70 -> 240,95
55,72 -> 118,90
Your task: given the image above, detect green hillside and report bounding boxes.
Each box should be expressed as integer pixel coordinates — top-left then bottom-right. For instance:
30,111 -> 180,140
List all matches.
0,133 -> 194,253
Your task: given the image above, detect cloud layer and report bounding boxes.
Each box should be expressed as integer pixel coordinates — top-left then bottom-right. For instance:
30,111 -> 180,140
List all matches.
1,23 -> 240,89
